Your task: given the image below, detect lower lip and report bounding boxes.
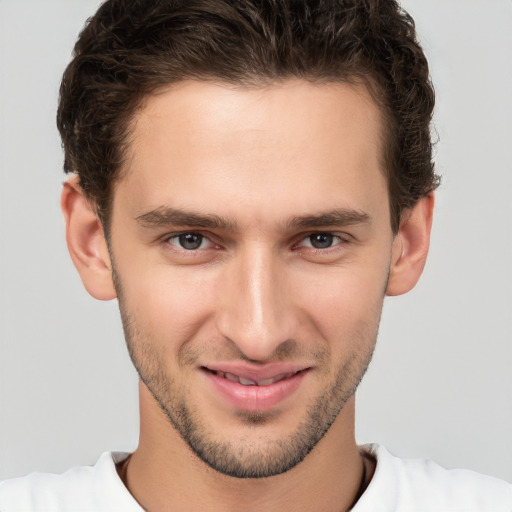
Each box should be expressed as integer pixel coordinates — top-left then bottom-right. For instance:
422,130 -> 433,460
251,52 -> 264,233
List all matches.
203,370 -> 308,412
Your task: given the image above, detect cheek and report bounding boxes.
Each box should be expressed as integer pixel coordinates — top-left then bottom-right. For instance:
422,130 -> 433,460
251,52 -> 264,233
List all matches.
296,264 -> 388,343
117,262 -> 218,344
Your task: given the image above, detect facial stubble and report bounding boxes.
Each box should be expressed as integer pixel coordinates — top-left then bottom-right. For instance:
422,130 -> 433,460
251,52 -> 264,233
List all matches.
112,264 -> 380,479
119,316 -> 377,478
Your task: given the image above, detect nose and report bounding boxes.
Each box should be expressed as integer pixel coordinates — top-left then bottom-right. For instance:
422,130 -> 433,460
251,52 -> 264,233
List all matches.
216,245 -> 297,361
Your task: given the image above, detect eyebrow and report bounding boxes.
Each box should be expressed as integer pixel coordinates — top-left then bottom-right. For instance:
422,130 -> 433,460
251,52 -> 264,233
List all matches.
286,209 -> 371,229
136,207 -> 237,230
136,206 -> 370,231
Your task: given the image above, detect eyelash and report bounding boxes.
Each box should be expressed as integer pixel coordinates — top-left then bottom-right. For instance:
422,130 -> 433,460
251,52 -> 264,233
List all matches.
162,231 -> 351,254
166,233 -> 214,251
295,233 -> 348,251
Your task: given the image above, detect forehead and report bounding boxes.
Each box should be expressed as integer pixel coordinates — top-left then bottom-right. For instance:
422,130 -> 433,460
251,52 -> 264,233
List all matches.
116,79 -> 388,226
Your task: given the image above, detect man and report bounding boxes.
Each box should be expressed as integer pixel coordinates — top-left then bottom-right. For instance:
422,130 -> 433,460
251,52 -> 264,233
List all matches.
0,0 -> 510,510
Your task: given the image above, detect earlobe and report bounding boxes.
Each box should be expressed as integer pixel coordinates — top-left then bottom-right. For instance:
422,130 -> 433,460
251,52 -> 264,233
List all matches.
386,193 -> 434,297
61,176 -> 117,301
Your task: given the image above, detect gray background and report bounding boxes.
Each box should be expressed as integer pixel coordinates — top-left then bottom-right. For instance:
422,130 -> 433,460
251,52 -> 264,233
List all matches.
1,0 -> 511,482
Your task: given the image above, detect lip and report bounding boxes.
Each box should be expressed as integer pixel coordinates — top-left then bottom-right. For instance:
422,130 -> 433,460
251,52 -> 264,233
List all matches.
202,363 -> 310,412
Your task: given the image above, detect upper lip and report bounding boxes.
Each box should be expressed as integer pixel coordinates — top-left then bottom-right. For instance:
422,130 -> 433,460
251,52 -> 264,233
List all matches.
202,363 -> 310,384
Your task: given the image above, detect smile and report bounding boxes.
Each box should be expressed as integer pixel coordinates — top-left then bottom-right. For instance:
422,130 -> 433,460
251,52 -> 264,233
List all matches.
202,365 -> 310,412
208,369 -> 301,387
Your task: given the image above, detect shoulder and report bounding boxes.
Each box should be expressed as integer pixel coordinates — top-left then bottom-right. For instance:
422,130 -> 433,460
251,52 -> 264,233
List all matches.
355,444 -> 512,512
0,452 -> 141,512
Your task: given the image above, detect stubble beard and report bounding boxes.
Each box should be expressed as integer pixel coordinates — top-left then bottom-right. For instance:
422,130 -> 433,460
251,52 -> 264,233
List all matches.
117,304 -> 378,480
111,247 -> 380,479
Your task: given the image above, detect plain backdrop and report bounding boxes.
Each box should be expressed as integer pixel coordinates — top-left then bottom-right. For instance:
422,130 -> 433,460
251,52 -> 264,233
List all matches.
0,0 -> 511,482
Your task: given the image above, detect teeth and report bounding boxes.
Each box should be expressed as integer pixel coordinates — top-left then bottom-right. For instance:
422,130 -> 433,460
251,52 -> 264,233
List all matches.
257,377 -> 277,386
239,377 -> 258,385
215,370 -> 298,386
225,372 -> 239,383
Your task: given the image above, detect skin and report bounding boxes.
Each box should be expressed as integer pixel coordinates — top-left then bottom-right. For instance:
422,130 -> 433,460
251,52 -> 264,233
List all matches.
62,80 -> 434,511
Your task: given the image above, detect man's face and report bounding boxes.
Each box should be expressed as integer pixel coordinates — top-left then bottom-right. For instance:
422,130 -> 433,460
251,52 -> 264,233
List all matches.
108,80 -> 394,478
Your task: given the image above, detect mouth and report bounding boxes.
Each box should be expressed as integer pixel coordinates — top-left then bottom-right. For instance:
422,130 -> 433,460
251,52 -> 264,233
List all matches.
203,367 -> 302,387
201,364 -> 310,412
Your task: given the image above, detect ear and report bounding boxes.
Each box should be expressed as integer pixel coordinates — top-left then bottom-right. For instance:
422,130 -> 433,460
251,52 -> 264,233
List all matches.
386,193 -> 434,296
61,176 -> 117,300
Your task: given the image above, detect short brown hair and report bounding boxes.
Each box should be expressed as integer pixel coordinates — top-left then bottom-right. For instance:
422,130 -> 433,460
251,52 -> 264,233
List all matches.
57,0 -> 439,233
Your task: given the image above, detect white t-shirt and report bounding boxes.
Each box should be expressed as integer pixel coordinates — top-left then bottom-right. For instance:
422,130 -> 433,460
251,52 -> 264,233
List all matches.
0,444 -> 510,511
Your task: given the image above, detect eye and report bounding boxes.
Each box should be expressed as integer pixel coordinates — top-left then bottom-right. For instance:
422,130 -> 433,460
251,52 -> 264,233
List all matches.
168,233 -> 211,250
300,233 -> 341,249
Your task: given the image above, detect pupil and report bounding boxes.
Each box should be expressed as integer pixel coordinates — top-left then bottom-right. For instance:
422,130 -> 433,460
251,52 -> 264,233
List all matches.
179,233 -> 202,250
310,233 -> 333,249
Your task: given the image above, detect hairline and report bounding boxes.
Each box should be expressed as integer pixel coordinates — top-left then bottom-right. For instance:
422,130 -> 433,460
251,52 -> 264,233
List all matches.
97,74 -> 397,240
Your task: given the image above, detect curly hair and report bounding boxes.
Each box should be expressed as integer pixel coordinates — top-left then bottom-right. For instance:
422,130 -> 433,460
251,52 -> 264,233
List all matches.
57,0 -> 439,233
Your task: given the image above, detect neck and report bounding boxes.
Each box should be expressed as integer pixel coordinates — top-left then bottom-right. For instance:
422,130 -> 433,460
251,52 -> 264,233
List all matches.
120,382 -> 373,512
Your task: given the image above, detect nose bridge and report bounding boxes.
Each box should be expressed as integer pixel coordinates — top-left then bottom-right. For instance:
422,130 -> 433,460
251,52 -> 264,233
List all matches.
217,243 -> 292,360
